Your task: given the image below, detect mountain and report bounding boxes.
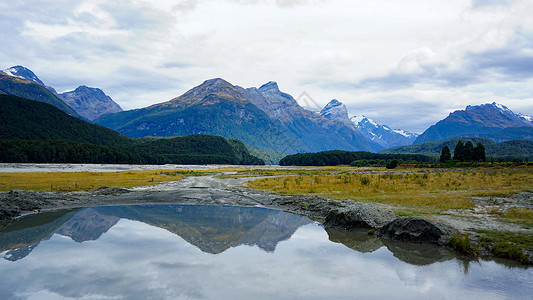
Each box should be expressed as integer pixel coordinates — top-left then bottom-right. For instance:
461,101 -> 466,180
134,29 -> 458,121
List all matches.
96,79 -> 378,154
315,99 -> 417,149
381,137 -> 533,161
60,86 -> 123,120
240,83 -> 379,153
95,78 -> 294,153
1,66 -> 45,86
350,115 -> 419,149
414,102 -> 533,144
0,72 -> 82,118
320,99 -> 349,121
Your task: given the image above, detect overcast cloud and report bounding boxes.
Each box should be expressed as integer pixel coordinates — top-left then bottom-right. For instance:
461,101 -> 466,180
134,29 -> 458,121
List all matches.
1,0 -> 532,132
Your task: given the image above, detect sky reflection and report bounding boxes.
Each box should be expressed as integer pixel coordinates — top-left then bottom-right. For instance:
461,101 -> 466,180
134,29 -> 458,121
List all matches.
0,206 -> 532,300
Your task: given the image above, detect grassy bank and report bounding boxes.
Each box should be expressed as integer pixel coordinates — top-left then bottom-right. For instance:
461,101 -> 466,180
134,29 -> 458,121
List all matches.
246,166 -> 533,216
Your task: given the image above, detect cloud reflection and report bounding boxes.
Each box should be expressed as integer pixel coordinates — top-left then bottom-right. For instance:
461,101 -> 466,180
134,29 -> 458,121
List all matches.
1,218 -> 531,299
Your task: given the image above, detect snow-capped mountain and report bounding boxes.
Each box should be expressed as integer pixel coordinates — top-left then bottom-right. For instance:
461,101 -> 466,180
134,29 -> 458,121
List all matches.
1,66 -> 45,86
414,102 -> 533,144
350,115 -> 419,149
318,99 -> 418,149
319,99 -> 349,121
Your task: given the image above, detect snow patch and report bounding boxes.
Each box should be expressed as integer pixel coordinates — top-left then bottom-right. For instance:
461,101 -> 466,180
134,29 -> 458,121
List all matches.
2,68 -> 25,80
518,113 -> 533,123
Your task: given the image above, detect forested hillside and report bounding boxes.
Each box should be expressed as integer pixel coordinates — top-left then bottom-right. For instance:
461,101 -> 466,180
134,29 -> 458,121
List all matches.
0,95 -> 264,165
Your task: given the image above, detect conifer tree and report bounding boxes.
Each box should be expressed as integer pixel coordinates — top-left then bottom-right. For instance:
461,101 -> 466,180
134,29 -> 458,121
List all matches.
474,142 -> 486,162
453,140 -> 465,162
464,140 -> 475,161
440,145 -> 451,163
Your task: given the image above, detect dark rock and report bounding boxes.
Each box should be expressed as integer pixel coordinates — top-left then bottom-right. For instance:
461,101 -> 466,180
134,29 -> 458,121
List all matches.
324,203 -> 398,230
93,187 -> 130,195
377,217 -> 459,246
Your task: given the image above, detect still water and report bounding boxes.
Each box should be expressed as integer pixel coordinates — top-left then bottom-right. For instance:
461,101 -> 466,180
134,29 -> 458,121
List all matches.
0,205 -> 531,299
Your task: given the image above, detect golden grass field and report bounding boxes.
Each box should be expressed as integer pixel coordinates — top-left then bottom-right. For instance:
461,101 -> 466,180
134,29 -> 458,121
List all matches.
246,166 -> 533,216
0,170 -> 187,192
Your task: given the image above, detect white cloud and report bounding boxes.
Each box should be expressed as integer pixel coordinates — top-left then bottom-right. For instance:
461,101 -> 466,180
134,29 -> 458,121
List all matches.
1,0 -> 532,132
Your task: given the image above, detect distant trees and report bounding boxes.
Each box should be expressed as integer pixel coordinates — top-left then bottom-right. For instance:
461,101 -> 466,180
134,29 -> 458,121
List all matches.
279,150 -> 434,166
444,140 -> 486,163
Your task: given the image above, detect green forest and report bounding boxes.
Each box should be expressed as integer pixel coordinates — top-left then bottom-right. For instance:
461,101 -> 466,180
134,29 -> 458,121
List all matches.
279,150 -> 433,166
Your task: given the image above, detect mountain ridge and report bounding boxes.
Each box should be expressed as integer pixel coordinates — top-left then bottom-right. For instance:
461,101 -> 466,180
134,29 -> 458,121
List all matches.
97,79 -> 380,154
414,102 -> 533,144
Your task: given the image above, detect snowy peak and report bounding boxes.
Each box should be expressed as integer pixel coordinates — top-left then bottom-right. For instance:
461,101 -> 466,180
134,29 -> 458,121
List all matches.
518,113 -> 533,123
350,115 -> 378,129
2,65 -> 45,86
415,101 -> 533,144
351,115 -> 419,148
320,99 -> 349,121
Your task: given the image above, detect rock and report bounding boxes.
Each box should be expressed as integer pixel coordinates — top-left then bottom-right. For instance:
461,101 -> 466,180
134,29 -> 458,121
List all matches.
377,217 -> 459,246
324,202 -> 398,230
93,187 -> 130,195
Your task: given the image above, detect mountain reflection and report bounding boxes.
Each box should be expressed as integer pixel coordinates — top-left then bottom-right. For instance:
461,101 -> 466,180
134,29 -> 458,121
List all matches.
0,204 -> 312,260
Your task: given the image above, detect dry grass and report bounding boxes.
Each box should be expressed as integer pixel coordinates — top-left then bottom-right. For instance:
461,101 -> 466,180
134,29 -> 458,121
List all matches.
247,167 -> 533,215
499,208 -> 533,226
0,170 -> 186,192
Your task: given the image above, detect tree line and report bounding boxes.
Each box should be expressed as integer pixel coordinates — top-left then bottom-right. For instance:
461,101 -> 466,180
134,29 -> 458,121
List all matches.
280,150 -> 433,166
440,140 -> 486,163
0,135 -> 265,165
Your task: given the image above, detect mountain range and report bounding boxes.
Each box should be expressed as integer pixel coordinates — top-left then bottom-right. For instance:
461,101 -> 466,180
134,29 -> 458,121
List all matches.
414,102 -> 533,144
1,65 -> 533,158
95,79 -> 382,154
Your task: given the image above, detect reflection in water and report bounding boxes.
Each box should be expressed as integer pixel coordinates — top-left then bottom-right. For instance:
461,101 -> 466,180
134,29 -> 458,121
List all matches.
0,204 -> 532,299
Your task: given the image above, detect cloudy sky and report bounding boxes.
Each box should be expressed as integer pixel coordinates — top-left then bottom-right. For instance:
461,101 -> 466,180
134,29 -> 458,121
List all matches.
1,0 -> 532,132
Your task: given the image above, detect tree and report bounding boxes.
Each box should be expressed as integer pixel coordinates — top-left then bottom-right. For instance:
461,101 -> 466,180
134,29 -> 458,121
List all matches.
440,146 -> 452,163
453,140 -> 465,162
464,141 -> 474,162
386,159 -> 399,169
473,142 -> 486,162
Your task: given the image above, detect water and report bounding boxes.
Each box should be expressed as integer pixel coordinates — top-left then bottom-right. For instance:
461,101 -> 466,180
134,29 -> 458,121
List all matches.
0,205 -> 531,299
